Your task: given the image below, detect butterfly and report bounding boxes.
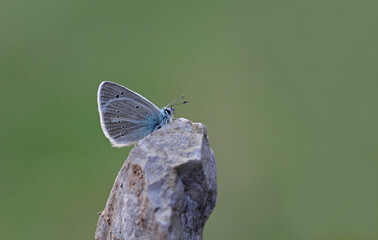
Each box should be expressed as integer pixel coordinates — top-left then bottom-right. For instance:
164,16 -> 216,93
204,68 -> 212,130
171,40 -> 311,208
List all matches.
97,81 -> 187,147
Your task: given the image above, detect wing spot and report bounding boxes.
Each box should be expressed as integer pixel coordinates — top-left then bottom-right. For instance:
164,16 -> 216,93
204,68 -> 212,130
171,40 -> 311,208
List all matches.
116,116 -> 119,118
116,95 -> 120,98
122,126 -> 125,128
121,92 -> 124,95
145,112 -> 148,115
121,134 -> 124,137
117,110 -> 120,113
118,121 -> 121,123
135,106 -> 139,108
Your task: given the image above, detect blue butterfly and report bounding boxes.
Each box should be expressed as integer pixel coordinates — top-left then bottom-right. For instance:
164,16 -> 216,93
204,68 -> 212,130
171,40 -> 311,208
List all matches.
97,81 -> 187,147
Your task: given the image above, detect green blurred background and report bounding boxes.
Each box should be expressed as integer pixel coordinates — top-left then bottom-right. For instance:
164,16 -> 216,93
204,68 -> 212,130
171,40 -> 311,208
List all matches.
1,1 -> 378,239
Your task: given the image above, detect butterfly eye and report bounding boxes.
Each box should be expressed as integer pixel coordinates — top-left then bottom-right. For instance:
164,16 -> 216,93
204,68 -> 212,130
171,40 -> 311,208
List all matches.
166,109 -> 171,115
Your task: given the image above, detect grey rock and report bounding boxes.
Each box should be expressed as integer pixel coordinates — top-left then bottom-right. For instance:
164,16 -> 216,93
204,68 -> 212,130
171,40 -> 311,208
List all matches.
95,118 -> 217,240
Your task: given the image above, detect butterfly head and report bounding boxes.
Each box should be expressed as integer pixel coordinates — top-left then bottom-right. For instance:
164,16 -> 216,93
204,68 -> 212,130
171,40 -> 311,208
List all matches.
163,106 -> 175,118
163,95 -> 188,121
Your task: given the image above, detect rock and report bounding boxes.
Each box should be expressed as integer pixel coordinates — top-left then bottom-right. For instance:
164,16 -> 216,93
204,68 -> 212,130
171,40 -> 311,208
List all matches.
95,118 -> 217,240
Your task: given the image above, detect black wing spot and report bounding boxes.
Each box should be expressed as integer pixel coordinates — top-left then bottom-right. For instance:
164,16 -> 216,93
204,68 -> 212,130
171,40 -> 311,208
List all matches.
116,95 -> 119,98
145,112 -> 148,115
121,134 -> 124,137
135,106 -> 139,108
117,110 -> 120,113
121,126 -> 125,128
118,121 -> 121,123
121,92 -> 124,95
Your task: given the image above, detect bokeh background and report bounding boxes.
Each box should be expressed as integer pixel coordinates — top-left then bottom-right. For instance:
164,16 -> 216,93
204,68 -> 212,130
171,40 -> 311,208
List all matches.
1,1 -> 378,239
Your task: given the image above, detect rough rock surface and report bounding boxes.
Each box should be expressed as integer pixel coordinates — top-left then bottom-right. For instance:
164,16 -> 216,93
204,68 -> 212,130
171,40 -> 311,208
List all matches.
95,118 -> 217,240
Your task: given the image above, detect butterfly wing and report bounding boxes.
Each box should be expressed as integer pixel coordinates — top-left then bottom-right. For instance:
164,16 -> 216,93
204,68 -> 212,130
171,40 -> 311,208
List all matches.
98,81 -> 161,111
97,81 -> 163,147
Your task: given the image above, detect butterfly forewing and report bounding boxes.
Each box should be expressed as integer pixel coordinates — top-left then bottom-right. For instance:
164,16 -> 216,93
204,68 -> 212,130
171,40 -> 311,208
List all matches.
98,81 -> 160,112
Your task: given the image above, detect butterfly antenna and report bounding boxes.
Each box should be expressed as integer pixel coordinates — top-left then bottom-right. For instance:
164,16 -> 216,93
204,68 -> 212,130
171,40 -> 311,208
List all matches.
167,95 -> 186,107
171,100 -> 188,106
